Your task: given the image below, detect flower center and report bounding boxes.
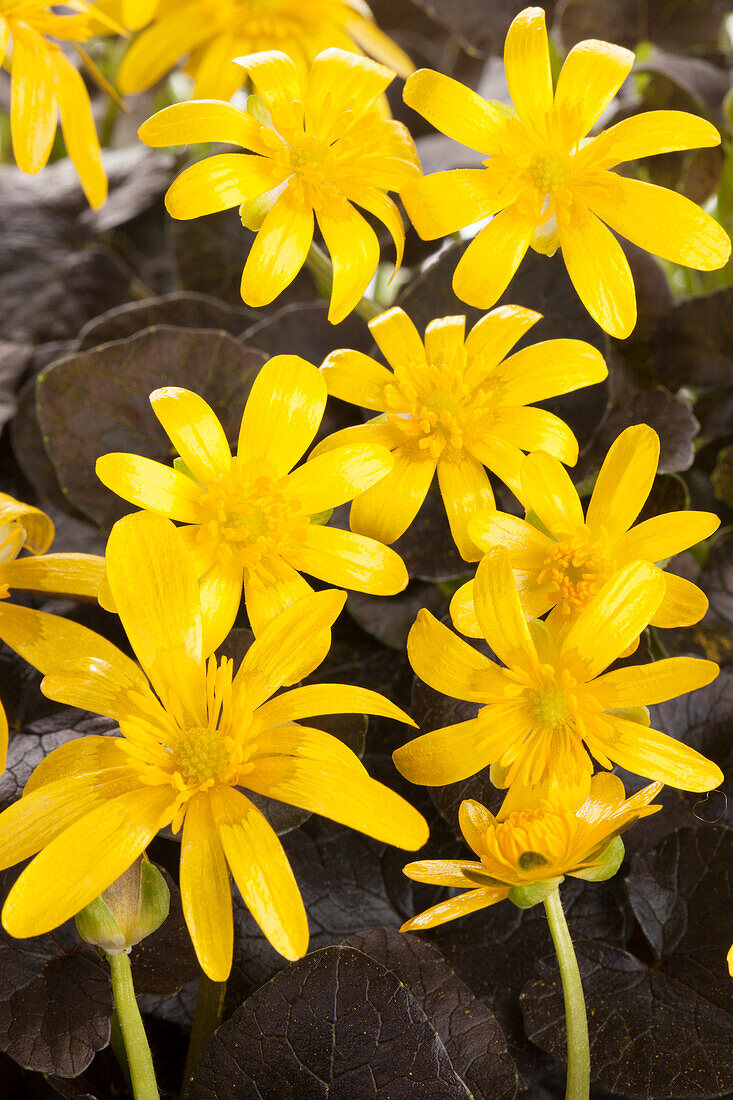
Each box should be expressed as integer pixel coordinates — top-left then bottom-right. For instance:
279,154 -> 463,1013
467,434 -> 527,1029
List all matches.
537,534 -> 611,613
528,687 -> 569,730
196,459 -> 308,574
481,804 -> 575,876
174,726 -> 230,786
526,152 -> 570,194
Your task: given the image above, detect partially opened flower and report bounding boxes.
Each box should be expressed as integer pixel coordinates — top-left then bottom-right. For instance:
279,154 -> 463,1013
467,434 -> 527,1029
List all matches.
0,0 -> 110,208
401,774 -> 660,931
451,424 -> 719,636
313,304 -> 606,559
0,512 -> 427,980
138,48 -> 421,323
118,0 -> 412,94
0,492 -> 105,771
96,356 -> 408,648
394,547 -> 722,805
400,6 -> 731,337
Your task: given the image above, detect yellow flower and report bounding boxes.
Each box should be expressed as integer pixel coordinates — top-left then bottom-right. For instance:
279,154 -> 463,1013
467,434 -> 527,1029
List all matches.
0,512 -> 428,980
138,48 -> 420,323
400,6 -> 731,338
312,304 -> 607,559
117,0 -> 412,90
0,0 -> 109,208
95,357 -> 408,649
451,424 -> 719,636
394,546 -> 722,805
0,491 -> 105,771
401,774 -> 660,931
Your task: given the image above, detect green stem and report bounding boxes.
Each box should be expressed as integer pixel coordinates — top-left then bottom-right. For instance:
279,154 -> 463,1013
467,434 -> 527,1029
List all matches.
181,974 -> 227,1098
543,888 -> 590,1100
108,952 -> 159,1100
109,1009 -> 132,1087
303,241 -> 382,322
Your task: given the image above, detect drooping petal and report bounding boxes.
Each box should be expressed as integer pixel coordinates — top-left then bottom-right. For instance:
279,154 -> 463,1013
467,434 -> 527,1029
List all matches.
138,100 -> 264,151
400,169 -> 510,240
403,68 -> 511,153
317,199 -> 380,325
651,573 -> 708,629
236,354 -> 325,476
199,557 -> 244,654
320,349 -> 393,410
256,683 -> 415,731
149,386 -> 232,483
503,7 -> 553,125
601,715 -> 723,792
519,450 -> 584,534
592,656 -> 718,709
407,609 -> 505,702
0,553 -> 105,598
295,524 -> 408,596
585,424 -> 659,539
288,444 -> 394,513
10,25 -> 56,175
491,407 -> 579,465
95,453 -> 206,523
497,339 -> 607,405
2,786 -> 174,937
580,172 -> 731,271
52,52 -> 107,210
350,443 -> 435,544
464,305 -> 542,382
392,717 -> 499,786
241,195 -> 314,309
368,307 -> 426,368
349,188 -> 405,276
437,454 -> 495,561
453,199 -> 539,309
553,40 -> 634,144
560,561 -> 666,680
165,154 -> 284,219
558,196 -> 636,338
473,547 -> 539,670
400,887 -> 504,932
619,510 -> 720,563
180,793 -> 233,981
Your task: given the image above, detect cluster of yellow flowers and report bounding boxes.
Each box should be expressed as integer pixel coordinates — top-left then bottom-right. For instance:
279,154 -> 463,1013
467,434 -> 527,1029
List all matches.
0,3 -> 728,999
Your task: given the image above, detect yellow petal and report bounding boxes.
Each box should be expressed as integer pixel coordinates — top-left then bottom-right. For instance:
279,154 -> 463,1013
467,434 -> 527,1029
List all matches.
575,772 -> 627,825
351,188 -> 405,277
253,722 -> 368,772
317,200 -> 380,325
560,562 -> 666,680
402,859 -> 485,888
346,13 -> 414,78
449,579 -> 482,638
581,172 -> 731,271
459,799 -> 496,853
0,601 -> 132,678
407,607 -> 504,702
95,452 -> 206,523
2,786 -> 173,937
400,169 -> 509,240
554,40 -> 634,144
0,553 -> 105,598
10,26 -> 56,175
199,557 -> 244,654
402,68 -> 511,152
309,419 -> 399,461
586,424 -> 659,539
453,199 -> 539,309
105,513 -> 206,723
368,307 -> 425,367
619,510 -> 720,563
651,572 -> 708,629
498,338 -> 608,405
244,564 -> 314,638
472,547 -> 538,670
117,13 -> 208,95
592,656 -> 718,708
256,682 -> 415,731
296,524 -> 408,596
41,658 -> 168,732
139,100 -> 262,150
0,493 -> 53,554
244,757 -> 428,849
465,437 -> 525,498
468,509 -> 552,568
150,385 -> 232,484
320,349 -> 392,410
437,454 -> 495,561
181,793 -> 233,981
241,194 -> 314,308
165,154 -> 284,220
236,589 -> 346,706
121,0 -> 157,29
289,443 -> 395,513
587,110 -> 722,170
492,407 -> 579,465
393,717 -> 497,785
350,443 -> 435,544
464,305 -> 542,381
601,715 -> 723,792
52,52 -> 107,210
424,315 -> 465,366
558,196 -> 636,338
23,736 -> 130,795
0,19 -> 9,70
235,50 -> 303,133
238,354 -> 325,476
504,7 -> 553,124
0,701 -> 6,774
400,888 -> 503,932
520,450 -> 584,533
307,48 -> 393,143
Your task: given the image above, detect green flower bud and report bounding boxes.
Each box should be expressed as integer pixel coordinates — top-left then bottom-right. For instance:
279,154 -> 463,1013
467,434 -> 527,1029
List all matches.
75,857 -> 170,955
573,836 -> 625,882
508,876 -> 564,909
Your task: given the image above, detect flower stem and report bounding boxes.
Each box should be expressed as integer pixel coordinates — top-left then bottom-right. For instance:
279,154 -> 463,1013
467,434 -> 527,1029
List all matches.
303,241 -> 382,322
543,887 -> 590,1100
181,974 -> 227,1098
108,952 -> 158,1100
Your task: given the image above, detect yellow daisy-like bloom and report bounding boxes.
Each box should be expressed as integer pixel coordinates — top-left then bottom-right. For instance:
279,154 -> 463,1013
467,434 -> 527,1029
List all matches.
401,774 -> 660,931
0,492 -> 105,771
312,304 -> 607,559
95,356 -> 408,648
451,424 -> 720,636
0,0 -> 109,208
138,48 -> 421,324
0,512 -> 427,980
117,0 -> 412,90
394,546 -> 722,805
400,6 -> 731,338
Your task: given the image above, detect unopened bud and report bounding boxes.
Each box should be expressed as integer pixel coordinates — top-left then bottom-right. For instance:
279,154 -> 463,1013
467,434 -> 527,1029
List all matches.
75,857 -> 170,955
